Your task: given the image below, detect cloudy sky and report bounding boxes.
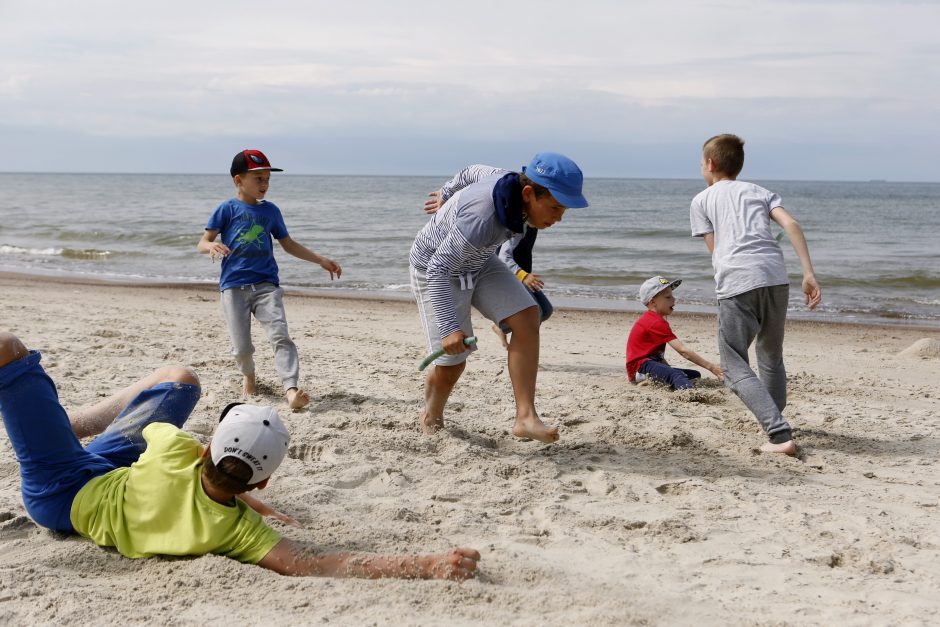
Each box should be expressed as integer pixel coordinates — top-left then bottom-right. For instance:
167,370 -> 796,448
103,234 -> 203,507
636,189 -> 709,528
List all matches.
2,0 -> 938,180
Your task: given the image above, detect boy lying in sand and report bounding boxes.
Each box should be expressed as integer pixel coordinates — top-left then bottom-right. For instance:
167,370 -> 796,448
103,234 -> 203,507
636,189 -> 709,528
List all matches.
0,332 -> 478,580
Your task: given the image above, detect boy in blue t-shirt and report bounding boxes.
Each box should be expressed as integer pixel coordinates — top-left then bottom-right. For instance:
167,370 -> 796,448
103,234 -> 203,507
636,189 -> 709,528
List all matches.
198,150 -> 342,409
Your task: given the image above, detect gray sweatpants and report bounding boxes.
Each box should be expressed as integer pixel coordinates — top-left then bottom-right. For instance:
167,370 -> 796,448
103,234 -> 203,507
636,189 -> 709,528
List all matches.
718,285 -> 792,443
220,282 -> 300,391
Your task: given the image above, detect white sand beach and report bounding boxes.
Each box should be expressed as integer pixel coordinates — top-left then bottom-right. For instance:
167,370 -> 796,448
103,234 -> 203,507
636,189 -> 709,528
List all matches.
1,273 -> 938,625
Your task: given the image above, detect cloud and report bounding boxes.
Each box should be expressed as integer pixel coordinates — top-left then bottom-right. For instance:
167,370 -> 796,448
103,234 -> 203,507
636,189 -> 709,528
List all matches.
1,0 -> 939,179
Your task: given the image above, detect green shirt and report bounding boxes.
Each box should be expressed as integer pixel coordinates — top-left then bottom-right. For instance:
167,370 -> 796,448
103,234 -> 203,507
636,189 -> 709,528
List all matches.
70,422 -> 281,564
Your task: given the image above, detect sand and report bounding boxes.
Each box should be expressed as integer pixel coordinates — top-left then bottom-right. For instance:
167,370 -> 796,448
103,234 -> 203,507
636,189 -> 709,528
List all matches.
0,273 -> 938,626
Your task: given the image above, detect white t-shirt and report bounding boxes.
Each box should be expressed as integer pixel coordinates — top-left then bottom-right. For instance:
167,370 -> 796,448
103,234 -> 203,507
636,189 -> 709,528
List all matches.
690,179 -> 789,299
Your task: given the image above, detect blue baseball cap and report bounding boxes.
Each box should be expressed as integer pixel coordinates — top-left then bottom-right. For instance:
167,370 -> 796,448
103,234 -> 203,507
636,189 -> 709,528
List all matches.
521,152 -> 589,209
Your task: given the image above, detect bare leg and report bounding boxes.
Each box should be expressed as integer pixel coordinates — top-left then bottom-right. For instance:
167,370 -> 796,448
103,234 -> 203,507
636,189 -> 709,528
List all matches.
68,365 -> 200,439
420,362 -> 465,434
490,323 -> 510,350
286,386 -> 309,409
243,373 -> 257,396
503,306 -> 558,443
0,332 -> 29,368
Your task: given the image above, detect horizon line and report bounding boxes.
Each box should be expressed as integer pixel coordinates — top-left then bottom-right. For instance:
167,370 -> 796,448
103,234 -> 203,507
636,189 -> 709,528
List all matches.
0,171 -> 936,185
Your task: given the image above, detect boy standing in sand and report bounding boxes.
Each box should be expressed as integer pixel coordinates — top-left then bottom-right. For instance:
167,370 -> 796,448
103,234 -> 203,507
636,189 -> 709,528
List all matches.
197,150 -> 342,410
0,332 -> 479,580
691,134 -> 822,455
424,164 -> 554,348
410,153 -> 588,443
627,276 -> 723,388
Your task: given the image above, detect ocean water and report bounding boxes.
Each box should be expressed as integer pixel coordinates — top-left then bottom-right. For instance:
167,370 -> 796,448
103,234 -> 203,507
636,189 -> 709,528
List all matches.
1,173 -> 938,327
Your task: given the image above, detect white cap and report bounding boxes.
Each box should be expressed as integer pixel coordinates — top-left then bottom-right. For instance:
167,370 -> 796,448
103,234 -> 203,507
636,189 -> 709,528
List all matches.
210,404 -> 290,485
638,276 -> 682,305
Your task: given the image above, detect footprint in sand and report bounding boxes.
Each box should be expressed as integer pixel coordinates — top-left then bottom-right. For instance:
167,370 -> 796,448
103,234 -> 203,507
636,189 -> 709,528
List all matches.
585,470 -> 615,496
0,513 -> 35,540
655,480 -> 696,496
288,444 -> 342,464
644,518 -> 701,543
327,465 -> 380,489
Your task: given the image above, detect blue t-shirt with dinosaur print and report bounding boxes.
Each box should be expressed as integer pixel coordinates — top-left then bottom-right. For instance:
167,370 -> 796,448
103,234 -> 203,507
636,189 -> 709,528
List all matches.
206,198 -> 289,291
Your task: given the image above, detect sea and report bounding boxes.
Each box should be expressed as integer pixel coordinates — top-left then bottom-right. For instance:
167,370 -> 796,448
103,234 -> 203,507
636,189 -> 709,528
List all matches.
1,173 -> 938,327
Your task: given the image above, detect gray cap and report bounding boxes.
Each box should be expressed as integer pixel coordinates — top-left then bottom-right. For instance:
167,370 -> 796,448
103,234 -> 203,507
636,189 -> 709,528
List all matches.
638,276 -> 682,305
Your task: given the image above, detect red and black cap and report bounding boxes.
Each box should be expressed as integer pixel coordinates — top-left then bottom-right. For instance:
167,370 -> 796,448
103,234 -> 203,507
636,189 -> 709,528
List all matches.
230,149 -> 284,177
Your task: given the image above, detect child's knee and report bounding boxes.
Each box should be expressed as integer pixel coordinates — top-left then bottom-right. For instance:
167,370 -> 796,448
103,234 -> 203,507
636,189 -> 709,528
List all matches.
0,332 -> 28,367
432,362 -> 466,385
504,306 -> 540,335
155,365 -> 200,387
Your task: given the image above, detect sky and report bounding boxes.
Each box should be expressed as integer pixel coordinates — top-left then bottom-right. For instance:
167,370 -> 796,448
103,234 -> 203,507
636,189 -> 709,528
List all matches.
2,0 -> 939,180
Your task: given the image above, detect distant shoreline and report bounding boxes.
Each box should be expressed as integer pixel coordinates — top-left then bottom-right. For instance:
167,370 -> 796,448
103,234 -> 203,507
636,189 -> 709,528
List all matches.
3,270 -> 936,331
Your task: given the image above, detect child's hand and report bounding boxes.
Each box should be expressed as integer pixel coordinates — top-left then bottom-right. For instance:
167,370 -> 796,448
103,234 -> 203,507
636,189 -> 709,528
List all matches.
803,275 -> 821,310
442,330 -> 469,355
424,191 -> 442,214
422,548 -> 480,581
709,363 -> 724,380
522,273 -> 545,291
208,242 -> 230,263
267,508 -> 305,529
320,258 -> 342,280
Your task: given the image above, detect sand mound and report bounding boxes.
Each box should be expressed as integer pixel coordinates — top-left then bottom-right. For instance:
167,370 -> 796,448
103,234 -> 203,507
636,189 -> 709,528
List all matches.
898,337 -> 940,359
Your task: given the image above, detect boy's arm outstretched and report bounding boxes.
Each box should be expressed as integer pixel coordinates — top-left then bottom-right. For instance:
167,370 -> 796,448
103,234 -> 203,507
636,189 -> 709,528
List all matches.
667,338 -> 723,380
257,538 -> 480,580
277,236 -> 342,280
770,207 -> 822,310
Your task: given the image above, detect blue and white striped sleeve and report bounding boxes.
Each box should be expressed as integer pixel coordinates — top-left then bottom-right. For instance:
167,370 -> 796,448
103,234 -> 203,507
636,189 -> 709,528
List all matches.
497,233 -> 523,275
425,229 -> 486,338
439,165 -> 505,204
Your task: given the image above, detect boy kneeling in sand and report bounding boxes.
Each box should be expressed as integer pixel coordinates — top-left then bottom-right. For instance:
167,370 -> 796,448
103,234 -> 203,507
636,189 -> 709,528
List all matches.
626,276 -> 723,389
0,332 -> 478,580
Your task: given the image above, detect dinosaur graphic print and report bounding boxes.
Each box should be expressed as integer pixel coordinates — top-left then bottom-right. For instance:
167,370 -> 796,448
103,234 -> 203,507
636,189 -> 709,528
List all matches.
235,223 -> 267,249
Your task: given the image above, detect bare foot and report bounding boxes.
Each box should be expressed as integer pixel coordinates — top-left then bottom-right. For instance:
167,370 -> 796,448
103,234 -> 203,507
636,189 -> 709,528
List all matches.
286,387 -> 310,410
760,440 -> 797,456
491,323 -> 509,350
511,414 -> 560,443
420,409 -> 444,435
243,374 -> 257,397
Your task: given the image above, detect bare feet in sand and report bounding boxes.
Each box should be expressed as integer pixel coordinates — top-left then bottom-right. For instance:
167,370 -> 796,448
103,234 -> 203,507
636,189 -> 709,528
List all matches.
511,414 -> 560,443
490,323 -> 509,350
286,387 -> 310,410
760,440 -> 797,456
420,409 -> 444,435
243,374 -> 257,397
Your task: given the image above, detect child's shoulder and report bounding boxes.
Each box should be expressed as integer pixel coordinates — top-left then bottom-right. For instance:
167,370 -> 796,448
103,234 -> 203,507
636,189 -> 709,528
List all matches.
632,309 -> 665,327
693,179 -> 776,203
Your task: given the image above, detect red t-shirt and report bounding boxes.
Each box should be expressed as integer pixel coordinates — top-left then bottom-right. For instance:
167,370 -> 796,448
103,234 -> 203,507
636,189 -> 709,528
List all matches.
626,310 -> 676,381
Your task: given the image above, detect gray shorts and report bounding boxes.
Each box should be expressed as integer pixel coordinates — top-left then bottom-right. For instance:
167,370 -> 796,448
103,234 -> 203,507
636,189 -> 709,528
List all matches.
410,256 -> 537,366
